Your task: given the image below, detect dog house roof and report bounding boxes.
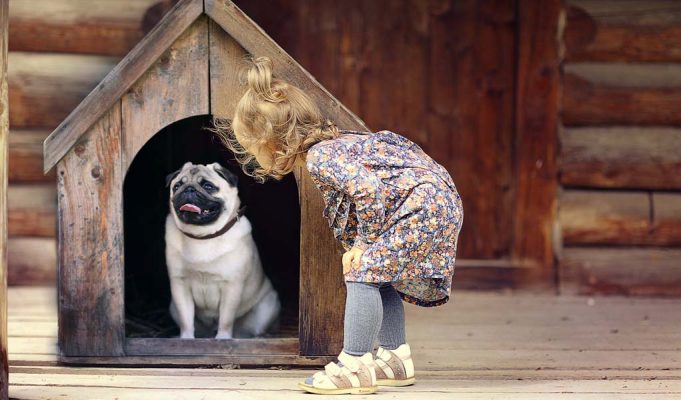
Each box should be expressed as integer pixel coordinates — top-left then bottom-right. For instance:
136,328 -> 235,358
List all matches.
43,0 -> 367,173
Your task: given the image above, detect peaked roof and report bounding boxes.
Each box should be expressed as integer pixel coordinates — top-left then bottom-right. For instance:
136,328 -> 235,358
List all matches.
43,0 -> 367,173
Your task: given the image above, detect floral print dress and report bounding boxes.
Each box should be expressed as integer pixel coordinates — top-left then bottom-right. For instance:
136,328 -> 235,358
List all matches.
305,129 -> 463,307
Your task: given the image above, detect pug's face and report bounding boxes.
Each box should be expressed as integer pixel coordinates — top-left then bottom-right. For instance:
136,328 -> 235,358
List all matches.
166,162 -> 239,226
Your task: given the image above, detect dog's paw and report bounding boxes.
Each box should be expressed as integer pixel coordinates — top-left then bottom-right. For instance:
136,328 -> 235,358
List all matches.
215,331 -> 233,340
179,331 -> 195,339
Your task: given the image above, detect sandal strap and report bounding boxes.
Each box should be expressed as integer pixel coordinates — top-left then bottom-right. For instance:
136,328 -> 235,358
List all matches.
376,348 -> 408,380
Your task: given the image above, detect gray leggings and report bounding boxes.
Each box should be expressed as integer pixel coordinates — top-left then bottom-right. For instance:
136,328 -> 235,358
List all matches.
343,282 -> 406,356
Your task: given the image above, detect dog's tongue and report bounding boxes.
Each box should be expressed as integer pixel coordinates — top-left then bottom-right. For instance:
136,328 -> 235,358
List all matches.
179,203 -> 202,213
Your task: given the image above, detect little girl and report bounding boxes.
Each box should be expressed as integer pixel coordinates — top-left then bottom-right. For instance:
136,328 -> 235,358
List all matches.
216,57 -> 463,395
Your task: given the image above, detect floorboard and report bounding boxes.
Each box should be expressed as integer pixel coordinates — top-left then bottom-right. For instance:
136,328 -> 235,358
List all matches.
7,287 -> 681,399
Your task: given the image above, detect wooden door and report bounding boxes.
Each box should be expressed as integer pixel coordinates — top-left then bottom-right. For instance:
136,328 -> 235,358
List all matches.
234,0 -> 562,289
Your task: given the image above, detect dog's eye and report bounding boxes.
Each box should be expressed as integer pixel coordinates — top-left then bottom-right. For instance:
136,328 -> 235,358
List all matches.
172,183 -> 181,192
202,182 -> 217,192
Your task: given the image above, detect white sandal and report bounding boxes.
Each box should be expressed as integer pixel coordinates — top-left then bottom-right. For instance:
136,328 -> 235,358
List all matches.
374,344 -> 416,386
298,351 -> 378,395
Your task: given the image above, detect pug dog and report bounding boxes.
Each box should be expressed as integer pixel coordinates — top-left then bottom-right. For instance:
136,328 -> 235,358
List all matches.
164,162 -> 280,339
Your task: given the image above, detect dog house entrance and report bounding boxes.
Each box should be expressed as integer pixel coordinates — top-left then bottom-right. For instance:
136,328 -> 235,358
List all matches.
123,115 -> 300,352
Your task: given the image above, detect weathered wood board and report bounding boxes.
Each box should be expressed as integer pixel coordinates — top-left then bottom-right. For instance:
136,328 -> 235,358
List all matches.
57,103 -> 124,356
121,16 -> 209,171
8,130 -> 54,182
0,0 -> 8,396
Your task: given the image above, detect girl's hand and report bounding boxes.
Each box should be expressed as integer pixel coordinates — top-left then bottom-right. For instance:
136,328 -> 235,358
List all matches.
342,246 -> 365,275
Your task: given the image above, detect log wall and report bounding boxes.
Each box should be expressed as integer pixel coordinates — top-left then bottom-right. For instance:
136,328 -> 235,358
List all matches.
560,0 -> 681,295
6,1 -> 176,285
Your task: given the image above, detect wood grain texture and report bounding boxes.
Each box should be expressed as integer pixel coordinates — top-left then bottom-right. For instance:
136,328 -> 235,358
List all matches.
125,338 -> 298,356
7,185 -> 56,238
6,238 -> 55,286
208,20 -> 248,119
8,52 -> 117,129
652,192 -> 681,246
294,167 -> 345,356
57,103 -> 124,357
560,247 -> 681,296
0,0 -> 8,396
560,190 -> 651,245
43,0 -> 203,173
512,0 -> 561,275
9,0 -> 178,56
425,0 -> 516,259
121,16 -> 209,171
564,72 -> 681,126
9,131 -> 54,182
205,0 -> 368,132
560,127 -> 681,190
565,0 -> 681,62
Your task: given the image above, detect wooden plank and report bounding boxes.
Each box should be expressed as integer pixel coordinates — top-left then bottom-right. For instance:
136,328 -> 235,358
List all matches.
512,0 -> 561,275
9,0 -> 177,56
125,338 -> 298,356
57,102 -> 124,357
560,247 -> 681,296
564,72 -> 681,126
0,0 -> 8,397
560,190 -> 651,245
10,372 -> 681,394
561,190 -> 681,246
427,0 -> 516,259
8,131 -> 55,182
121,16 -> 209,171
43,0 -> 203,173
294,167 -> 345,356
565,63 -> 681,88
7,185 -> 56,237
652,192 -> 681,246
565,0 -> 681,62
208,20 -> 248,118
560,127 -> 681,189
8,52 -> 117,129
204,0 -> 368,133
6,238 -> 55,286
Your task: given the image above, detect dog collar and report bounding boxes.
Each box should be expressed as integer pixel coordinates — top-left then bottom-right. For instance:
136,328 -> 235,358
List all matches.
181,206 -> 247,240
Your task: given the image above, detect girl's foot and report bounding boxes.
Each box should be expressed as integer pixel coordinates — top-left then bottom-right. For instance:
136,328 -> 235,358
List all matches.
374,343 -> 416,386
298,351 -> 378,395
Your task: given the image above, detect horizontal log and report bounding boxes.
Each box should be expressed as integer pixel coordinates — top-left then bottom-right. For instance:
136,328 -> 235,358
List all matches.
9,52 -> 118,129
565,1 -> 681,62
8,185 -> 57,238
560,190 -> 650,245
565,63 -> 681,88
563,72 -> 681,126
560,190 -> 681,246
652,193 -> 681,246
9,130 -> 54,182
7,237 -> 57,286
560,247 -> 681,296
9,0 -> 175,56
560,127 -> 681,189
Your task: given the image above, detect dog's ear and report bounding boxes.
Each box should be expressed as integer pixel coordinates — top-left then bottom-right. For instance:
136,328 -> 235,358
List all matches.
165,168 -> 182,188
212,163 -> 238,187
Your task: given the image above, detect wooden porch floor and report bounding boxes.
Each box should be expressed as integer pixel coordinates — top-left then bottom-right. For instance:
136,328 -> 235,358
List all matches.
7,287 -> 681,399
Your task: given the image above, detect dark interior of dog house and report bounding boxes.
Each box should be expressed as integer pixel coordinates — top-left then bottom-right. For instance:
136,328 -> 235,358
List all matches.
123,115 -> 300,339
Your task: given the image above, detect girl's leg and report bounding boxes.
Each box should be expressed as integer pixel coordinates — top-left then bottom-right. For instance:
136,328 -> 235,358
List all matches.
343,282 -> 382,356
378,284 -> 405,350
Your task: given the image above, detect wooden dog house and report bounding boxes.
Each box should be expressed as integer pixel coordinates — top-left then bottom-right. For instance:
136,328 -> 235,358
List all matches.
43,0 -> 364,365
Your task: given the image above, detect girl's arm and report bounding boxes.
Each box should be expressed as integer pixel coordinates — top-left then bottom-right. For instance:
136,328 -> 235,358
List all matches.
306,143 -> 385,249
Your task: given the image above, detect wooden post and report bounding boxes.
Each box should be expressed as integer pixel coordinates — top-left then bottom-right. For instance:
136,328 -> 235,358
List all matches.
0,0 -> 9,396
512,0 -> 562,283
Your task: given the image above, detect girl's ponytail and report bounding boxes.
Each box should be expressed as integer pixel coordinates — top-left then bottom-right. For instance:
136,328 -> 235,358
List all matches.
246,56 -> 285,103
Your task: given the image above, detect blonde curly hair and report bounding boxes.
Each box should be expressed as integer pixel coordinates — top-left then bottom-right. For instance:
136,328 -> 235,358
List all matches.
213,56 -> 339,181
